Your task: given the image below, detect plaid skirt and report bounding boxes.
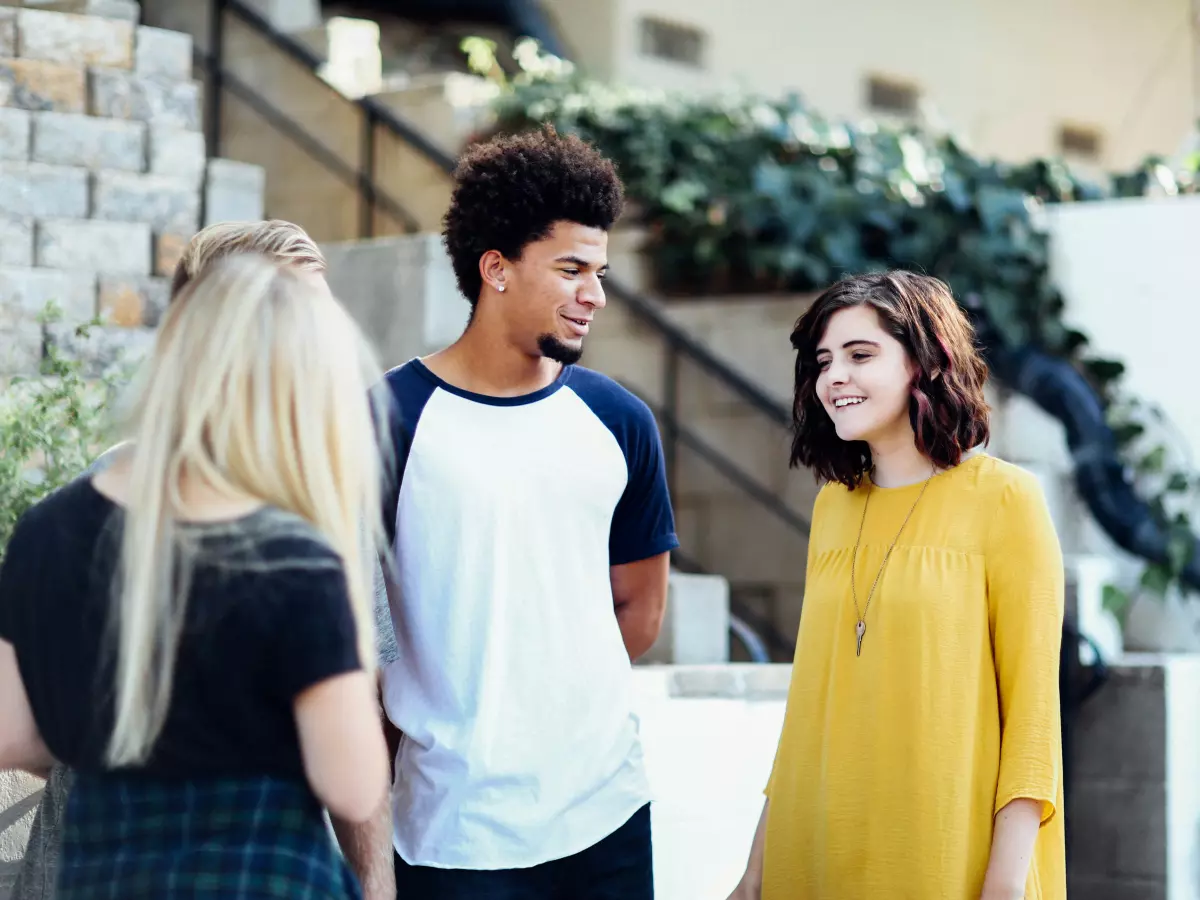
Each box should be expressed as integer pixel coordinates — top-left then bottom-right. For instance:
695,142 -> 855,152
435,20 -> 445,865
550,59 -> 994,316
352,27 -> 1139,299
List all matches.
58,772 -> 362,899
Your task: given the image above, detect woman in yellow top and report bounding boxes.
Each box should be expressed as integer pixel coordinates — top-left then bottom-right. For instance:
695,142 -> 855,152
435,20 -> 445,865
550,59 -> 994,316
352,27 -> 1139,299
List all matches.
728,271 -> 1066,900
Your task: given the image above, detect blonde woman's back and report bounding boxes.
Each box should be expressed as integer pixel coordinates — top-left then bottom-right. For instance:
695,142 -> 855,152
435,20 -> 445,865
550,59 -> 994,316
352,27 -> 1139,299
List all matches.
0,255 -> 391,900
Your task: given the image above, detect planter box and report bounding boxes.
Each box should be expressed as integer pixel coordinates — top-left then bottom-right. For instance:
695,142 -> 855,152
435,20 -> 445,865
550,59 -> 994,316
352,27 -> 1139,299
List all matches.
1068,654 -> 1200,899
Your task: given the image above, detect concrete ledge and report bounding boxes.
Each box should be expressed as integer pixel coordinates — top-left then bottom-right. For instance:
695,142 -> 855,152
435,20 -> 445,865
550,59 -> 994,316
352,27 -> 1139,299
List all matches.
203,157 -> 264,225
661,663 -> 792,700
322,234 -> 468,363
642,571 -> 730,665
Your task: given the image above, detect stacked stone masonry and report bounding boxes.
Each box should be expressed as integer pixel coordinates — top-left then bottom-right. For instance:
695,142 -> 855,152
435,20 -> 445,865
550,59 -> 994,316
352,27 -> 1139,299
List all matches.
0,0 -> 264,377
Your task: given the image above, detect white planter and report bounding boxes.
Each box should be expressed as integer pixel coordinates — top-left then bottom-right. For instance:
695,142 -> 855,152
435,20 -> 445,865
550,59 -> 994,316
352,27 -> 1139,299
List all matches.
1123,590 -> 1200,653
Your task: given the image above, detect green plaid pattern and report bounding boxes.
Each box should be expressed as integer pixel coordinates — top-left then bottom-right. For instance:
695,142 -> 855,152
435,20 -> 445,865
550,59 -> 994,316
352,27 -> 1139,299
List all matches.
58,773 -> 361,899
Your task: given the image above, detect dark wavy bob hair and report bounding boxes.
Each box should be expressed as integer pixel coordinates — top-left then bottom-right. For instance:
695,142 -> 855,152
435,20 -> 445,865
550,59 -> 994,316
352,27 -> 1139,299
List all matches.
789,271 -> 990,488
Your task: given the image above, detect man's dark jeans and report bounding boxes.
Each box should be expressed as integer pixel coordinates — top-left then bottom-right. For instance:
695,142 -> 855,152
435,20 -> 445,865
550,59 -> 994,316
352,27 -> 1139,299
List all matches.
393,803 -> 653,899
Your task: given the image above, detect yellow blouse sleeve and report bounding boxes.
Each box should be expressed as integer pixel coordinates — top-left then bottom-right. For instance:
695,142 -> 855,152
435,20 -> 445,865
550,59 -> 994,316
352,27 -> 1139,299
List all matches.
985,471 -> 1066,823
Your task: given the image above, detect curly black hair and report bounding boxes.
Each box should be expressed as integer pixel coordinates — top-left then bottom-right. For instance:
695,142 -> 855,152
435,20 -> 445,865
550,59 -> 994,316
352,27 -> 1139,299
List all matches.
442,125 -> 625,306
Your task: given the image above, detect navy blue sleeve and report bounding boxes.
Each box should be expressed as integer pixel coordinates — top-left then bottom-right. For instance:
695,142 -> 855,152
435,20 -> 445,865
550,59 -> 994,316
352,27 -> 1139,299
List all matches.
569,369 -> 680,566
378,361 -> 438,548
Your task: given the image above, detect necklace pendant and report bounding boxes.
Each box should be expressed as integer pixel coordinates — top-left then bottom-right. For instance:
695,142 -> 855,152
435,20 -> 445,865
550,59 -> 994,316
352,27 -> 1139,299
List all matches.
855,620 -> 866,657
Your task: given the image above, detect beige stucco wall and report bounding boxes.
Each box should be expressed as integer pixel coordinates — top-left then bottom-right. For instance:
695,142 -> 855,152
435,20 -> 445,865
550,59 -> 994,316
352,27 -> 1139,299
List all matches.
546,0 -> 1195,169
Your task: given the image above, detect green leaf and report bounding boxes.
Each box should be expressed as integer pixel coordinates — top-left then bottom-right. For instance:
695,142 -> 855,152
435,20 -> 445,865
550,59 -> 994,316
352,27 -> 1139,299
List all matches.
1111,422 -> 1145,445
1101,583 -> 1131,620
660,179 -> 708,214
1140,564 -> 1172,597
1167,529 -> 1194,574
0,300 -> 124,555
1166,472 -> 1190,493
976,186 -> 1031,232
1138,445 -> 1167,474
752,161 -> 790,200
1083,358 -> 1126,384
979,288 -> 1029,346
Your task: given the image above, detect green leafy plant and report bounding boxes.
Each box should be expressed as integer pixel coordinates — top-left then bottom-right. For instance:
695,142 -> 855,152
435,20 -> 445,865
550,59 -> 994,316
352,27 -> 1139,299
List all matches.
0,303 -> 125,555
468,39 -> 1198,609
1099,396 -> 1199,618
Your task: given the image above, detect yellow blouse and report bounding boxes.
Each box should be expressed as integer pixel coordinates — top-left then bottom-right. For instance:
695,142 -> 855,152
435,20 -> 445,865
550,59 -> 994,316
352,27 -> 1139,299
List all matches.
763,454 -> 1066,900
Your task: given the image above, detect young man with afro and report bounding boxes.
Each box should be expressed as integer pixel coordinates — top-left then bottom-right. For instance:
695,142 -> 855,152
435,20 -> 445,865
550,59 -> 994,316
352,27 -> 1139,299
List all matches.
378,126 -> 678,898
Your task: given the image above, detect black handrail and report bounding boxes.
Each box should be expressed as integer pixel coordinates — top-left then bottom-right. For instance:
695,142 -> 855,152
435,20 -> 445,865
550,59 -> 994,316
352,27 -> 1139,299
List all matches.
729,616 -> 772,664
206,0 -> 224,158
671,549 -> 795,661
195,48 -> 422,232
222,0 -> 456,174
644,391 -> 811,538
607,282 -> 792,427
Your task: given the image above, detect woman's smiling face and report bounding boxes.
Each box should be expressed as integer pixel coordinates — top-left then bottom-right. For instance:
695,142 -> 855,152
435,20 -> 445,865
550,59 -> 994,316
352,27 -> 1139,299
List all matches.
815,304 -> 917,447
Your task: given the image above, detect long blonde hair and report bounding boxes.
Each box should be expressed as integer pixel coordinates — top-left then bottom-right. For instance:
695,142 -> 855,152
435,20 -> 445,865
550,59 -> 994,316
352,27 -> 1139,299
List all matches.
106,254 -> 387,767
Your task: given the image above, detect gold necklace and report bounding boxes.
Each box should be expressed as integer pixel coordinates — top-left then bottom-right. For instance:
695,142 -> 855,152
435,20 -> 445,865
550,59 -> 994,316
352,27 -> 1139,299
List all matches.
849,468 -> 935,657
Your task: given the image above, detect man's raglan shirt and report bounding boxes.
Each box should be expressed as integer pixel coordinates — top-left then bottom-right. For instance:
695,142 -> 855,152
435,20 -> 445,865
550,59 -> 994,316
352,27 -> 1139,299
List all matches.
378,358 -> 679,870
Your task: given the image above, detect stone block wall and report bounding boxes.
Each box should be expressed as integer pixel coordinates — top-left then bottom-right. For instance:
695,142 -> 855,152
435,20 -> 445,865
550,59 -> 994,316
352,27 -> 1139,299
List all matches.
0,0 -> 264,378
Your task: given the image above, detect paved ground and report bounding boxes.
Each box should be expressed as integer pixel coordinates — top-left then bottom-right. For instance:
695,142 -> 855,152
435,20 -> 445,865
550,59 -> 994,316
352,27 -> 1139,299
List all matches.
631,670 -> 787,900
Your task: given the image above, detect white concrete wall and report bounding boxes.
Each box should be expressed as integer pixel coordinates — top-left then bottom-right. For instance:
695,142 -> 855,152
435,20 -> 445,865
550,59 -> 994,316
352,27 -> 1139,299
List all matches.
1165,655 -> 1200,900
643,572 -> 733,665
321,234 -> 470,365
544,0 -> 1193,169
1046,194 -> 1200,462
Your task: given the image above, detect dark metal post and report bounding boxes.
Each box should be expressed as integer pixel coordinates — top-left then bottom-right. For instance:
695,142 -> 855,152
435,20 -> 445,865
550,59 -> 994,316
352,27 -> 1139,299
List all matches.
206,0 -> 226,159
664,343 -> 680,500
359,107 -> 376,238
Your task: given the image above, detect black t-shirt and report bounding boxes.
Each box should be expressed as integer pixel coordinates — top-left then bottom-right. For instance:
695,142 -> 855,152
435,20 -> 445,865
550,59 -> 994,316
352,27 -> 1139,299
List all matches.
0,477 -> 363,779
